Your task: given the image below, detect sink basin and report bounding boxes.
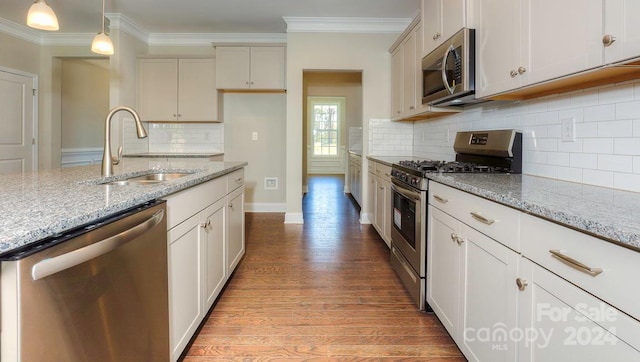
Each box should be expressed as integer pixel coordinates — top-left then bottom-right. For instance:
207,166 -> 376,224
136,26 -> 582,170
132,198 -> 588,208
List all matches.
102,172 -> 193,186
127,173 -> 192,182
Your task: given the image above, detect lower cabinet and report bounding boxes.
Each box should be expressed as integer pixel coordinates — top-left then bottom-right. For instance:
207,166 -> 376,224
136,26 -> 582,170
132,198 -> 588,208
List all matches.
427,205 -> 519,361
428,180 -> 640,361
165,171 -> 245,361
516,258 -> 640,361
368,159 -> 392,247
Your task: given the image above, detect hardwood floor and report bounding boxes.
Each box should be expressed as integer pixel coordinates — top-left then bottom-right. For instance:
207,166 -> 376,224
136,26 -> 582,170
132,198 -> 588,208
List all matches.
184,174 -> 465,361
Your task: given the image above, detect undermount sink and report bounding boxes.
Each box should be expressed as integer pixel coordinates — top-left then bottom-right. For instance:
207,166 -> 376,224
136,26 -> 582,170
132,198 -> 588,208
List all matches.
102,172 -> 193,186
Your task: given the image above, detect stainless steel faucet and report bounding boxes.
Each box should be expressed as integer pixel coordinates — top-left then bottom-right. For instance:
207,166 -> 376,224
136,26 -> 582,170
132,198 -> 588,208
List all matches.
101,106 -> 148,176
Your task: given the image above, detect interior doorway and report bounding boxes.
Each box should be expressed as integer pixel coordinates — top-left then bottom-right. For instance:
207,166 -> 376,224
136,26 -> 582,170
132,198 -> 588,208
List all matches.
302,71 -> 363,193
59,57 -> 109,167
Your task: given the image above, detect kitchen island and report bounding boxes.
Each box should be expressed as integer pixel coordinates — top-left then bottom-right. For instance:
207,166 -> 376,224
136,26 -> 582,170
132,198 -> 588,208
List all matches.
0,157 -> 247,256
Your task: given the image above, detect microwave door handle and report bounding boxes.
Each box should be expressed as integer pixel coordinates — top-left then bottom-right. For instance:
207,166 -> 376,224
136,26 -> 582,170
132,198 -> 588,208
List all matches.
441,44 -> 456,95
31,209 -> 165,281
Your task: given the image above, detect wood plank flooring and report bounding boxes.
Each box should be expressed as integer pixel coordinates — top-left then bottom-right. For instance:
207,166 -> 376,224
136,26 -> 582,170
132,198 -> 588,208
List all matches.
184,175 -> 465,361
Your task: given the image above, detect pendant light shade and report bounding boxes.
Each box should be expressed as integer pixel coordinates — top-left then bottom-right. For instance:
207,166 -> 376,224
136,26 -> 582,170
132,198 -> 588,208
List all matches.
91,32 -> 114,55
27,0 -> 59,31
91,0 -> 114,55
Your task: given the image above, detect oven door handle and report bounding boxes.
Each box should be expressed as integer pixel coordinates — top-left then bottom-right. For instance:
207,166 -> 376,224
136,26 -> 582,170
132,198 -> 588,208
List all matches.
391,180 -> 422,202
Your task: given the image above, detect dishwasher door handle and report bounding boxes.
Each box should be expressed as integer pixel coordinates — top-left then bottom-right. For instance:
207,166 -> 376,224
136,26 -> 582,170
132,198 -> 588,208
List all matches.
31,209 -> 164,281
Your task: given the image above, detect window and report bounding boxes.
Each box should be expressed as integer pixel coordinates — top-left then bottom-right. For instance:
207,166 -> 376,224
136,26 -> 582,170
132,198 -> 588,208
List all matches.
308,97 -> 344,157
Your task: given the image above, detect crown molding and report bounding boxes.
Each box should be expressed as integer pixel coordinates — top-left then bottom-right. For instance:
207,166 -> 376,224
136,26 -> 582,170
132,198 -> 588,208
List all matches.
106,13 -> 149,44
148,33 -> 287,46
0,17 -> 43,44
283,17 -> 411,33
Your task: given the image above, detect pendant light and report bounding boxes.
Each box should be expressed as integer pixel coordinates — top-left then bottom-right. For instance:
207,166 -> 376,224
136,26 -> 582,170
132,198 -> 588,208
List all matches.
27,0 -> 59,31
91,0 -> 114,55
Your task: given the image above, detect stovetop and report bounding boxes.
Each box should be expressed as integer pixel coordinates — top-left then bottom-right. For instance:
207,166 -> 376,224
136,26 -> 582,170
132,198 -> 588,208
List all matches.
396,160 -> 515,175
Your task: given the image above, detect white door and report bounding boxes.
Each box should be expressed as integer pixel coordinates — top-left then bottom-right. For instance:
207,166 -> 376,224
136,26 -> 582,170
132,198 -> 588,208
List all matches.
0,69 -> 36,174
306,96 -> 346,174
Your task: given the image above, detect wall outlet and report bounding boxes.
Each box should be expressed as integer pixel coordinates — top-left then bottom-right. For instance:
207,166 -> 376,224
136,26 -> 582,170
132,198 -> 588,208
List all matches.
251,132 -> 258,141
561,118 -> 576,142
264,177 -> 278,190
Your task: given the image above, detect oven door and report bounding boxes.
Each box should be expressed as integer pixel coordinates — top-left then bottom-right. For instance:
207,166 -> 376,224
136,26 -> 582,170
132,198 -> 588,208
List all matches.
390,179 -> 425,277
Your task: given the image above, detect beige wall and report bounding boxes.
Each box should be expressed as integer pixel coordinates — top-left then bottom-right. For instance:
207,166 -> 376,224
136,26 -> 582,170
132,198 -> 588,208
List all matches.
223,93 -> 287,210
285,32 -> 397,223
61,59 -> 109,149
0,33 -> 39,74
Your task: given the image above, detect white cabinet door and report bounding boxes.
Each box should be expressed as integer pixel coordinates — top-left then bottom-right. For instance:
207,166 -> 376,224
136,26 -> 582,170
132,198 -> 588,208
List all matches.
216,47 -> 285,90
475,0 -> 522,97
227,185 -> 245,274
459,224 -> 519,362
604,0 -> 640,64
202,198 -> 227,311
427,205 -> 462,336
422,0 -> 442,56
380,177 -> 392,245
422,0 -> 466,57
168,213 -> 203,362
215,47 -> 251,89
367,170 -> 376,226
178,59 -> 218,121
391,47 -> 404,118
250,47 -> 286,89
517,258 -> 640,361
527,0 -> 603,85
402,30 -> 417,116
138,59 -> 179,121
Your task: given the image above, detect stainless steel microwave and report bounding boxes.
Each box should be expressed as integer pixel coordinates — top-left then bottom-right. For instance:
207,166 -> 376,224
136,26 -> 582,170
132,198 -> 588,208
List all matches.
421,28 -> 480,107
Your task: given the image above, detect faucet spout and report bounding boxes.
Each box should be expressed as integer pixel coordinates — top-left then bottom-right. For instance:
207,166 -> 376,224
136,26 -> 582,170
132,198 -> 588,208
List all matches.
101,106 -> 148,177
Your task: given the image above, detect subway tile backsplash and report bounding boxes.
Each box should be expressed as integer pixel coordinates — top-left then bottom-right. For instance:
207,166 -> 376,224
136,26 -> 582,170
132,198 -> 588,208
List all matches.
368,118 -> 413,156
406,80 -> 640,193
124,122 -> 224,154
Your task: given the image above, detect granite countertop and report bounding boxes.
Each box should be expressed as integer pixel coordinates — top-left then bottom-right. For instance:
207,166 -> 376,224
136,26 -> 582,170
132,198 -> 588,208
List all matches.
124,152 -> 224,158
366,155 -> 640,251
366,155 -> 417,167
0,157 -> 247,257
428,173 -> 640,251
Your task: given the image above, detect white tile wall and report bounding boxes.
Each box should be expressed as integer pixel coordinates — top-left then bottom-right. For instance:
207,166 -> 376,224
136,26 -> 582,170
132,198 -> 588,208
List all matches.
368,118 -> 413,156
123,122 -> 224,154
394,80 -> 640,193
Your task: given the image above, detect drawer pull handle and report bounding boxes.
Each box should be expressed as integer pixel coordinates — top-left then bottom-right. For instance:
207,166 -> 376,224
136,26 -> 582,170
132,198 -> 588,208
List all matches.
470,212 -> 495,225
434,195 -> 448,204
549,250 -> 603,276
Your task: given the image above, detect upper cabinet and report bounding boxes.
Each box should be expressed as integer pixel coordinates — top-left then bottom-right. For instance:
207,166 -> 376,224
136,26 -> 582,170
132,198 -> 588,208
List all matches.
215,46 -> 286,90
476,0 -> 640,100
421,0 -> 468,58
389,16 -> 460,121
137,58 -> 218,122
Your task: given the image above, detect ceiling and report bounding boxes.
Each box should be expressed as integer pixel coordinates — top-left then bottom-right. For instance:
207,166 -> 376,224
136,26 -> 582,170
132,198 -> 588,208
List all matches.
0,0 -> 420,34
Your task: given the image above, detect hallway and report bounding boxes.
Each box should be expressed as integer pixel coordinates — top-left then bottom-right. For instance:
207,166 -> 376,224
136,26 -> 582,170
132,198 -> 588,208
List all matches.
184,174 -> 464,360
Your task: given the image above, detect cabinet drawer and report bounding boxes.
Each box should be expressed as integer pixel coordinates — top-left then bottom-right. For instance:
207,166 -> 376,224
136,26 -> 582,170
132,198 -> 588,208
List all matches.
374,163 -> 391,180
227,168 -> 244,193
521,212 -> 640,321
429,182 -> 520,251
165,177 -> 226,230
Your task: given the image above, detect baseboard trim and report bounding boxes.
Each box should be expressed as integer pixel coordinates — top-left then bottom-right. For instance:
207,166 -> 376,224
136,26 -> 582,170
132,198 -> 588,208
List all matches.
245,203 -> 286,213
284,212 -> 304,224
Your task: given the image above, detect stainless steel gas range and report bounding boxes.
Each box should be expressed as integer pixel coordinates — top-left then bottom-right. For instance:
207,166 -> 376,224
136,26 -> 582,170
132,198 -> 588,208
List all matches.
389,129 -> 522,311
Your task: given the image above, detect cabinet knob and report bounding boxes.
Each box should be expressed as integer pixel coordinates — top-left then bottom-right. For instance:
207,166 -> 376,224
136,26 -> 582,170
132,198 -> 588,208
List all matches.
510,70 -> 518,78
245,81 -> 250,85
173,113 -> 178,118
228,203 -> 233,208
397,110 -> 401,114
517,66 -> 527,75
433,32 -> 441,40
450,233 -> 464,245
409,106 -> 415,110
201,219 -> 211,229
602,34 -> 617,47
516,278 -> 529,291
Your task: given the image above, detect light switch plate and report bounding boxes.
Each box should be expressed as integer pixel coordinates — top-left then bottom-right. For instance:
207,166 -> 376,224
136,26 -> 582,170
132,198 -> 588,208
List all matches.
561,118 -> 576,142
251,132 -> 258,141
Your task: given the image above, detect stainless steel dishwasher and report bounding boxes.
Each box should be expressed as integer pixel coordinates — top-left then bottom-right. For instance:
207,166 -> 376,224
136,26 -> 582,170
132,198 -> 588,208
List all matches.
0,200 -> 169,362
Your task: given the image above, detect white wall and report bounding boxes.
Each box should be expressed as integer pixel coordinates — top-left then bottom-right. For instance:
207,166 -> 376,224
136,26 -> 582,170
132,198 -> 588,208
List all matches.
286,32 -> 398,223
388,81 -> 640,193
